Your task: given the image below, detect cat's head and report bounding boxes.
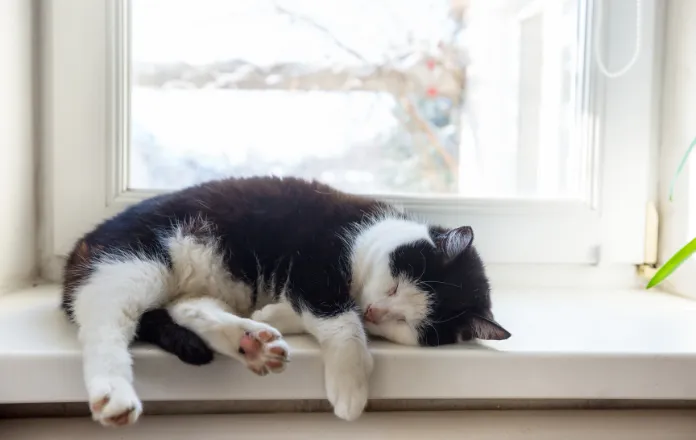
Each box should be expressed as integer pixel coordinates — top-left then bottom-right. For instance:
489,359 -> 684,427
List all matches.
351,219 -> 510,346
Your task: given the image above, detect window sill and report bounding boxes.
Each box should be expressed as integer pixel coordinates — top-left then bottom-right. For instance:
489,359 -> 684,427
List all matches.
2,285 -> 696,404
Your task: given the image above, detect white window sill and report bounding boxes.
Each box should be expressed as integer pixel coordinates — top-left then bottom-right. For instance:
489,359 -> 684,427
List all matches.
2,285 -> 696,404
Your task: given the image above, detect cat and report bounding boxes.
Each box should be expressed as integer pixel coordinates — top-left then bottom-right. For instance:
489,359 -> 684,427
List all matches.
61,176 -> 510,427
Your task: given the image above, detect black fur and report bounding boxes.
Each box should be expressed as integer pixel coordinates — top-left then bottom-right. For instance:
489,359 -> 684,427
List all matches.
62,176 -> 507,364
135,309 -> 214,365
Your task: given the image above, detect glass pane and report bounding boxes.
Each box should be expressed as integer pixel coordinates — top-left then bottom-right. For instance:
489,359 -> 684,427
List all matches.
129,0 -> 586,198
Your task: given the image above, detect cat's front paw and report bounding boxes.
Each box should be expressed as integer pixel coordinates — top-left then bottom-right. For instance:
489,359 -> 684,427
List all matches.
88,376 -> 142,427
325,367 -> 370,421
237,324 -> 290,376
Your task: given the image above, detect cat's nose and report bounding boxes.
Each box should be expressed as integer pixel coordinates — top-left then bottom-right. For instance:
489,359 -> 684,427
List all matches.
364,305 -> 387,324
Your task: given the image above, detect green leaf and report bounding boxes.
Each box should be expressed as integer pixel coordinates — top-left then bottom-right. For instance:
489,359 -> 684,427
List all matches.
669,136 -> 696,201
647,237 -> 696,288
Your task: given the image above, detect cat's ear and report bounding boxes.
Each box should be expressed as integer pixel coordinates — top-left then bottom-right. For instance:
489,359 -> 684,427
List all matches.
437,226 -> 474,262
470,314 -> 511,340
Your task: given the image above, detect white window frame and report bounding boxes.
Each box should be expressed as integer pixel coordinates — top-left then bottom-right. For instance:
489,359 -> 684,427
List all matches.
41,0 -> 663,271
655,0 -> 696,296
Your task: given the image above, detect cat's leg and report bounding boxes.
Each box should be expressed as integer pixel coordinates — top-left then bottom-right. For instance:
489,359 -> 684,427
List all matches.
251,302 -> 305,334
72,257 -> 170,427
302,307 -> 373,421
168,297 -> 290,375
135,308 -> 214,365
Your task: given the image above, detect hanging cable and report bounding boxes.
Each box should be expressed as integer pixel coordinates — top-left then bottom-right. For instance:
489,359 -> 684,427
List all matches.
593,0 -> 642,78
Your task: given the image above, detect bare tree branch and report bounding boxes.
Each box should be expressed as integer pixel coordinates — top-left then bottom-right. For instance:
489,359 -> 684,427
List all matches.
271,1 -> 370,64
267,1 -> 462,179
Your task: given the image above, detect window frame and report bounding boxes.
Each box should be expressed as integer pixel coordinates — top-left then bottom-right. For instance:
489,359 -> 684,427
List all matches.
41,0 -> 664,270
654,0 -> 696,297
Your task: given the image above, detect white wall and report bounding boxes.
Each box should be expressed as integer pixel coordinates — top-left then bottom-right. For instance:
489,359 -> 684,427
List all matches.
0,0 -> 36,291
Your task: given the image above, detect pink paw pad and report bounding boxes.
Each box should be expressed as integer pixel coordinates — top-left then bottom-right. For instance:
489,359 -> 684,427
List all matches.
239,329 -> 289,375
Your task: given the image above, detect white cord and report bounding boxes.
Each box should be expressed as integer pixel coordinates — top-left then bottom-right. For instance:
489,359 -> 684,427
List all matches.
593,0 -> 642,78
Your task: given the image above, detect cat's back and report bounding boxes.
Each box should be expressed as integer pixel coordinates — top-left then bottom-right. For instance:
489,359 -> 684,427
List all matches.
79,176 -> 385,253
182,175 -> 383,226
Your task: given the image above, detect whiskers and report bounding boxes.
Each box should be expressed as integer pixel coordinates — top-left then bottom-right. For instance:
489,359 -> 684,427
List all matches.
419,319 -> 440,346
427,308 -> 470,325
417,249 -> 427,280
419,279 -> 462,289
418,308 -> 471,347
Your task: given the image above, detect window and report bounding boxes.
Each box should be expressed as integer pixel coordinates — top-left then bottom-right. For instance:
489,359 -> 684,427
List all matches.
129,0 -> 583,199
43,0 -> 662,269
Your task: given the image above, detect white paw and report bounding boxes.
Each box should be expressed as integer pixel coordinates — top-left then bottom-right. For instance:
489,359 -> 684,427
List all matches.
250,308 -> 271,323
88,376 -> 142,427
237,322 -> 290,375
325,367 -> 370,421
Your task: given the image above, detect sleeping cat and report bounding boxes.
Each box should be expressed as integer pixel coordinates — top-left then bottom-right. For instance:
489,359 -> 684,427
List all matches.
61,176 -> 510,427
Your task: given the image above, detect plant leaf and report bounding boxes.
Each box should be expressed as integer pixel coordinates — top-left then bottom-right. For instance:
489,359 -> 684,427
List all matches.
669,136 -> 696,201
647,237 -> 696,288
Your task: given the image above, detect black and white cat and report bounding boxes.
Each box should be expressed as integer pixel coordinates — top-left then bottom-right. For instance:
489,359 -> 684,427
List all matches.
61,176 -> 510,427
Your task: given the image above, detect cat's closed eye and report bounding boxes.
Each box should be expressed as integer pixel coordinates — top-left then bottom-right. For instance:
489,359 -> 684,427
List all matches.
387,284 -> 398,296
